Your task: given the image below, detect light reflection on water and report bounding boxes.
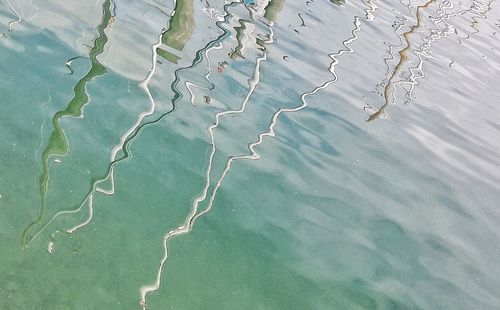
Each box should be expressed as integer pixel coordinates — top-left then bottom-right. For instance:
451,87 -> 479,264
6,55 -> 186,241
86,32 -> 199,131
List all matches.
1,0 -> 499,309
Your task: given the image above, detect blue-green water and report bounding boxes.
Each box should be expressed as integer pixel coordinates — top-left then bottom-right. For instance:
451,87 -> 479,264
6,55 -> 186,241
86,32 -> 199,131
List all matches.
1,0 -> 500,309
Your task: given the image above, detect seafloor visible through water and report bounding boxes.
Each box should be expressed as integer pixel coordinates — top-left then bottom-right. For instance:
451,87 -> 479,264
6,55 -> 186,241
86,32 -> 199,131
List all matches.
1,0 -> 500,309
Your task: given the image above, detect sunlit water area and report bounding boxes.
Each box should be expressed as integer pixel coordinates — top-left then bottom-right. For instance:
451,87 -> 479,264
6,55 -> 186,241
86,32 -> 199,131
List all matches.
1,0 -> 500,309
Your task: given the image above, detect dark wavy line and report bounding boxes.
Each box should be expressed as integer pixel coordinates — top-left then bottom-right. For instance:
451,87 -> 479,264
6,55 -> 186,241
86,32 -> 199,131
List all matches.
21,0 -> 113,246
23,1 -> 242,246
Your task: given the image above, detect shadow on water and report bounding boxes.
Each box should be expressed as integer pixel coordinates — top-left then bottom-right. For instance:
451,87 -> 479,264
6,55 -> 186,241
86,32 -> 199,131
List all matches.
21,0 -> 114,246
229,19 -> 250,60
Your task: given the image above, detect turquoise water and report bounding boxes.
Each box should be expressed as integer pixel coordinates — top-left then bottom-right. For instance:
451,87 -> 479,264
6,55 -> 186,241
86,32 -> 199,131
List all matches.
1,0 -> 500,309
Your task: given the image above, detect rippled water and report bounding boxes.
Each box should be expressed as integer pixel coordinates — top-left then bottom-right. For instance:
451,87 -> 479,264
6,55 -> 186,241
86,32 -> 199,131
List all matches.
1,0 -> 500,309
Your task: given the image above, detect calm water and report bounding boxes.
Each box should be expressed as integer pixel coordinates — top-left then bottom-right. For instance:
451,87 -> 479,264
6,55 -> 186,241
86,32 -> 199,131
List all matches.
1,0 -> 500,309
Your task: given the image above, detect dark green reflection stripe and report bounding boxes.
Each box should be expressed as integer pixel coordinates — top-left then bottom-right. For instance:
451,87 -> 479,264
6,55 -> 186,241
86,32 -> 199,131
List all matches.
22,0 -> 113,246
157,0 -> 195,63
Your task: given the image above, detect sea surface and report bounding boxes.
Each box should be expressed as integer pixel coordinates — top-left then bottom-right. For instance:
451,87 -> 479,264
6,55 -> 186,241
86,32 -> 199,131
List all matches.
1,0 -> 500,309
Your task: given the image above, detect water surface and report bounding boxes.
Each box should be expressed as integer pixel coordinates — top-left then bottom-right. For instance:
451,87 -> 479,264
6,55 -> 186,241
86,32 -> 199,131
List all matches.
1,0 -> 500,309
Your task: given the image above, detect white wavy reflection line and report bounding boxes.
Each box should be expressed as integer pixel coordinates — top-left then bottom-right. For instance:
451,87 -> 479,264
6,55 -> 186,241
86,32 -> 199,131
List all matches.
378,0 -> 441,101
401,0 -> 455,103
378,0 -> 425,97
139,18 -> 275,310
196,0 -> 377,221
27,0 -> 38,21
378,15 -> 406,97
396,0 -> 412,15
67,195 -> 94,233
381,0 -> 486,106
464,0 -> 492,38
28,32 -> 165,245
328,1 -> 377,74
29,0 -> 239,245
397,0 -> 490,104
185,42 -> 222,105
4,0 -> 22,31
140,0 -> 377,307
406,0 -> 494,101
368,0 -> 436,121
64,31 -> 164,233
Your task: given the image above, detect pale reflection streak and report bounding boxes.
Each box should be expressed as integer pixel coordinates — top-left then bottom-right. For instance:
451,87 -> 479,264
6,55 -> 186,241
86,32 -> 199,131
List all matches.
139,16 -> 275,310
65,1 -> 243,237
401,0 -> 455,103
368,0 -> 435,122
66,27 -> 163,233
33,1 -> 243,247
184,42 -> 221,105
374,0 -> 486,110
377,0 -> 423,96
21,0 -> 115,247
28,31 -> 165,245
26,0 -> 38,21
140,0 -> 377,307
465,0 -> 495,39
377,16 -> 407,96
194,0 -> 377,217
399,0 -> 413,14
27,0 -> 164,242
3,0 -> 22,31
402,0 -> 495,101
377,0 -> 435,97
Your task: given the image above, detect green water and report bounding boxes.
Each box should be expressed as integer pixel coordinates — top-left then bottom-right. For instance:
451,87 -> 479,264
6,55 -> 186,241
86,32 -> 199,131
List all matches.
1,0 -> 500,309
